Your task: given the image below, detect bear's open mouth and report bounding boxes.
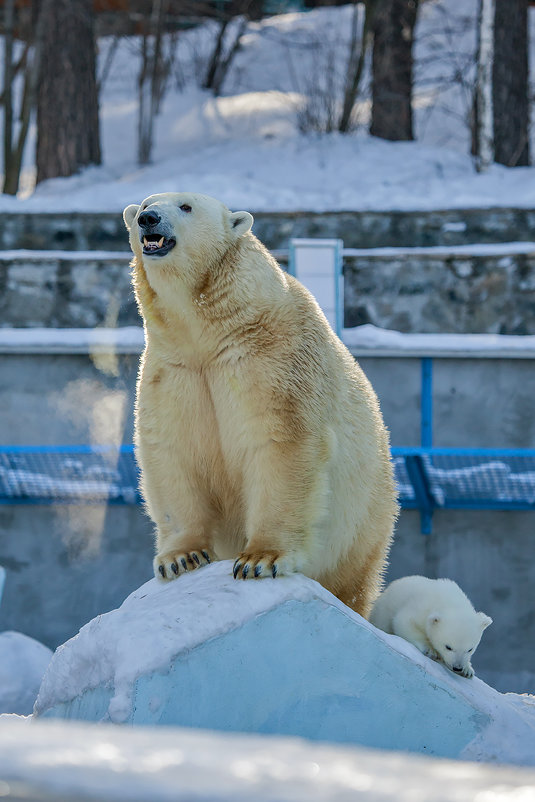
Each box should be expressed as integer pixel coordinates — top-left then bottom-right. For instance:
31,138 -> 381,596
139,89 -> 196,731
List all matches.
141,233 -> 176,257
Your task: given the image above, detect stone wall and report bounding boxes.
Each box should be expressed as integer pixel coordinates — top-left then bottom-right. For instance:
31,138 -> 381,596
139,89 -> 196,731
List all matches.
343,248 -> 535,334
3,244 -> 535,333
3,206 -> 535,250
0,252 -> 139,328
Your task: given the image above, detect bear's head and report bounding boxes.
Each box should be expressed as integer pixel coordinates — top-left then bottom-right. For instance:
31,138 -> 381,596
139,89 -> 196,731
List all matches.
425,609 -> 492,676
123,192 -> 253,277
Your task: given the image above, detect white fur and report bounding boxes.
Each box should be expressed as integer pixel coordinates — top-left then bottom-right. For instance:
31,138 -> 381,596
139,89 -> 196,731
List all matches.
123,192 -> 399,616
369,575 -> 492,678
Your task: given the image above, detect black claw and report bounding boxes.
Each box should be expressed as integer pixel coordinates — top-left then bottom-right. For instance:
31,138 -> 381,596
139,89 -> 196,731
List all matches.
158,565 -> 165,578
202,550 -> 211,563
180,557 -> 187,571
171,562 -> 178,575
254,565 -> 262,577
233,560 -> 241,579
242,564 -> 249,579
272,564 -> 278,578
192,552 -> 200,565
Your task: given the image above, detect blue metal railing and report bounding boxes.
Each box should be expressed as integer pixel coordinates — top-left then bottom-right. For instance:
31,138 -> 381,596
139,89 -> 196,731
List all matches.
0,445 -> 141,506
1,359 -> 535,534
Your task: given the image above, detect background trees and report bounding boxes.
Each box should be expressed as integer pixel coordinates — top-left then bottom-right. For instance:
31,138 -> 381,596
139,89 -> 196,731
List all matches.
0,0 -> 533,196
36,0 -> 101,184
370,0 -> 420,142
492,0 -> 529,167
473,0 -> 530,171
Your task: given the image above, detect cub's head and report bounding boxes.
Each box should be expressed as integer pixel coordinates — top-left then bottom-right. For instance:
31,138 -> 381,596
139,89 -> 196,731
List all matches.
123,192 -> 253,269
426,609 -> 492,676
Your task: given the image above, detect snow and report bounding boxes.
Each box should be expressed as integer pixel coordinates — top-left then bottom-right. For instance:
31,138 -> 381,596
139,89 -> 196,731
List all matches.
343,324 -> 535,357
35,562 -> 331,722
0,249 -> 131,261
344,242 -> 535,257
2,717 -> 535,802
2,324 -> 535,359
0,326 -> 144,354
0,632 -> 52,716
3,1 -> 535,213
34,561 -> 535,767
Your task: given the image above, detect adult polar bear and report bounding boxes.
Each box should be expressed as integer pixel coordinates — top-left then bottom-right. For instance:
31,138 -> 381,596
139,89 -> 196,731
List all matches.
123,192 -> 398,617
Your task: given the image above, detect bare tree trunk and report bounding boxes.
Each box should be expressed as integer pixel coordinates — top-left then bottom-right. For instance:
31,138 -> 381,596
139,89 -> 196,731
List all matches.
3,0 -> 46,195
138,0 -> 165,165
338,1 -> 376,133
3,0 -> 15,187
370,0 -> 419,141
474,0 -> 495,172
493,0 -> 529,167
204,16 -> 247,96
36,0 -> 101,184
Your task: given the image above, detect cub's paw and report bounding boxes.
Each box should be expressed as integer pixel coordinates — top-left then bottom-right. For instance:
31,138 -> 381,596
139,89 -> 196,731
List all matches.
154,548 -> 215,581
422,646 -> 441,662
459,664 -> 474,679
233,551 -> 297,580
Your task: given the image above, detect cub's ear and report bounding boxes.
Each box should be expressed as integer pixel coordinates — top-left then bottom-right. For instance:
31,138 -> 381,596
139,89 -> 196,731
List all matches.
123,204 -> 140,231
427,613 -> 441,627
478,612 -> 492,630
229,210 -> 253,239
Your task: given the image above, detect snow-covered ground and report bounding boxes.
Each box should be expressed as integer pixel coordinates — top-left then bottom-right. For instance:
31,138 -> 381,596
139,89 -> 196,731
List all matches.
0,632 -> 52,715
3,0 -> 535,213
2,716 -> 535,802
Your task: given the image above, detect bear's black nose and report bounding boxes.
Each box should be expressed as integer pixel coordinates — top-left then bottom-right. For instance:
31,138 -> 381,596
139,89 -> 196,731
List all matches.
138,209 -> 161,229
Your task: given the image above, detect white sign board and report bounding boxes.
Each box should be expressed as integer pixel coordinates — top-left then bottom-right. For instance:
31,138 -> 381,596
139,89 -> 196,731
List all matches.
289,238 -> 343,337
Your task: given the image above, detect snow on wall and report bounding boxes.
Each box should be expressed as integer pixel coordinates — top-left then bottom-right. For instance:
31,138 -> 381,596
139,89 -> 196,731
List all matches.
34,561 -> 535,766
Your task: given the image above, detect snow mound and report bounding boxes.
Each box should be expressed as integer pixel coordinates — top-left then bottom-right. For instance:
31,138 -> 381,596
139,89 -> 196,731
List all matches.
0,632 -> 53,715
34,561 -> 535,766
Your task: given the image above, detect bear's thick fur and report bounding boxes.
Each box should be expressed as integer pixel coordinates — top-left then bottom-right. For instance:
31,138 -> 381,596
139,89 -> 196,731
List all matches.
370,575 -> 492,677
123,192 -> 398,616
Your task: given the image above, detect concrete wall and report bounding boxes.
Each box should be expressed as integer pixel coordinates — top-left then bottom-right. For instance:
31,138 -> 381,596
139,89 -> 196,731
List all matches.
0,350 -> 534,693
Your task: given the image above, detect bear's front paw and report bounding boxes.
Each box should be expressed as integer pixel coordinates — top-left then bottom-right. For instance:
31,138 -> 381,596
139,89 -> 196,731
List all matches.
233,551 -> 297,580
154,548 -> 215,581
460,664 -> 474,679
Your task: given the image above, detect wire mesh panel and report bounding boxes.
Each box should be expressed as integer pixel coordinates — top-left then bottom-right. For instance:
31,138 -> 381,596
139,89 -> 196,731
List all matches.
423,452 -> 535,509
392,448 -> 535,513
0,447 -> 141,504
393,456 -> 417,507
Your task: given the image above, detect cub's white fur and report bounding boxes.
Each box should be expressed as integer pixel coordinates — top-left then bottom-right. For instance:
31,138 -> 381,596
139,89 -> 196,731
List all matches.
123,192 -> 398,617
370,575 -> 492,678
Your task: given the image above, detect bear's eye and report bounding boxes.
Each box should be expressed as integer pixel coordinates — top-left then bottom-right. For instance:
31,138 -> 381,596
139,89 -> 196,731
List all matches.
445,645 -> 452,651
180,204 -> 192,213
468,648 -> 473,653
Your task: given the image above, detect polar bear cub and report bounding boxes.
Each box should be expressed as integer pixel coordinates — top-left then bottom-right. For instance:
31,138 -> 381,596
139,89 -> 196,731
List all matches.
369,575 -> 492,678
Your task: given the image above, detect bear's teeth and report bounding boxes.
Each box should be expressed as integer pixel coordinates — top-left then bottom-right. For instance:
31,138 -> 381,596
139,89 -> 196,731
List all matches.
143,236 -> 165,250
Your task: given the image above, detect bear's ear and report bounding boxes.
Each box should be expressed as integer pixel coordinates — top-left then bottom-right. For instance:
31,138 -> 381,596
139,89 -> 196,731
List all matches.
477,612 -> 492,630
229,210 -> 253,239
123,204 -> 140,231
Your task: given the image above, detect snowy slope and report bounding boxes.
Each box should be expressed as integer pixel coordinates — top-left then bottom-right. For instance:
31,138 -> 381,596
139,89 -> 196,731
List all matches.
3,1 -> 535,212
